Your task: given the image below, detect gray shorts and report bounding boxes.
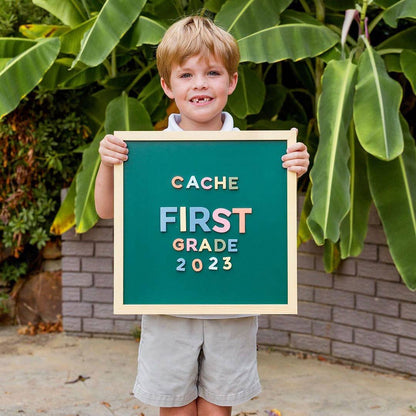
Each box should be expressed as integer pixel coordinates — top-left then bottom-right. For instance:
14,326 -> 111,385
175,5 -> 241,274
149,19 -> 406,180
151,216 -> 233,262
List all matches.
133,315 -> 261,407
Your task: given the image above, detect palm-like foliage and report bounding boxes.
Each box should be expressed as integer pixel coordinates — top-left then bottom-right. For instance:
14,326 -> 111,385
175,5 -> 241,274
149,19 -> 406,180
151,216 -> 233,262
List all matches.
1,0 -> 415,289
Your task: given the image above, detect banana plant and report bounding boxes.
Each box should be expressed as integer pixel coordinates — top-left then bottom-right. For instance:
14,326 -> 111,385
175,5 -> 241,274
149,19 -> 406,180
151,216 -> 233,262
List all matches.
0,0 -> 415,290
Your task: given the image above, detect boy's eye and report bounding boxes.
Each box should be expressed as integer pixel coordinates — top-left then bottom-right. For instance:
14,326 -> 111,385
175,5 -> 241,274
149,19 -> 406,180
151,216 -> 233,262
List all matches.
180,73 -> 192,78
208,71 -> 220,76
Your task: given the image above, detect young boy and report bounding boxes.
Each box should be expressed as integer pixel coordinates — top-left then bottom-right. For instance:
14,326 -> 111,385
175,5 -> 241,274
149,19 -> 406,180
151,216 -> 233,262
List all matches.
95,16 -> 309,416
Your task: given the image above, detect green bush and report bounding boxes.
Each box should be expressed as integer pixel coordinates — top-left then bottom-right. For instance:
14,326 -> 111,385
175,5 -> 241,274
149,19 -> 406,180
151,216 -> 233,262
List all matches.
0,89 -> 91,284
0,0 -> 58,37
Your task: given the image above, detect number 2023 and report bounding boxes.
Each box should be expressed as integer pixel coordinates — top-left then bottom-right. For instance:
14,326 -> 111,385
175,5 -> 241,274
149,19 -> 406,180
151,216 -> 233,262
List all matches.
176,257 -> 232,272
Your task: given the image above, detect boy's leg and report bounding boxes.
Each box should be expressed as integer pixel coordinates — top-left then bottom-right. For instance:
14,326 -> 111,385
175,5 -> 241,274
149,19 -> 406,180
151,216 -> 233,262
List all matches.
160,400 -> 197,416
159,398 -> 231,416
196,397 -> 231,416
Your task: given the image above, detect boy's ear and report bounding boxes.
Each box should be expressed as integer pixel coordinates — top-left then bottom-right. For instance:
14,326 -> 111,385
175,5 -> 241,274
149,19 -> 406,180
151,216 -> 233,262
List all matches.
160,77 -> 174,99
227,72 -> 238,96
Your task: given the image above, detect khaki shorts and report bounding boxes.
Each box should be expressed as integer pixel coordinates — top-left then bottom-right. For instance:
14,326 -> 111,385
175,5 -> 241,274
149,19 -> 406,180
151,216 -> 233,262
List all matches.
133,315 -> 261,407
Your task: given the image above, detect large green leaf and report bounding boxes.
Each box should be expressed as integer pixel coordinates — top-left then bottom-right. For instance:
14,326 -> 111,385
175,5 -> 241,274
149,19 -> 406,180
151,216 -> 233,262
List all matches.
383,0 -> 416,28
19,24 -> 70,39
353,43 -> 403,161
238,24 -> 339,63
59,65 -> 107,89
123,16 -> 167,49
138,74 -> 165,115
307,59 -> 357,245
0,38 -> 35,57
227,65 -> 265,118
0,38 -> 60,119
367,117 -> 416,290
215,0 -> 291,39
324,240 -> 341,273
339,125 -> 372,258
72,0 -> 146,68
297,181 -> 312,247
105,92 -> 153,133
81,88 -> 121,133
376,26 -> 416,51
205,0 -> 226,13
60,17 -> 96,54
40,58 -> 74,88
33,0 -> 88,27
50,169 -> 78,235
401,49 -> 416,94
75,131 -> 102,233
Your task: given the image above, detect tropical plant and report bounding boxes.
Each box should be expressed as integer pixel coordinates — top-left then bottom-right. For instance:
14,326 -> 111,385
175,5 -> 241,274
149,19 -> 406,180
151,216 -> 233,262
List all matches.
0,89 -> 91,285
0,0 -> 415,290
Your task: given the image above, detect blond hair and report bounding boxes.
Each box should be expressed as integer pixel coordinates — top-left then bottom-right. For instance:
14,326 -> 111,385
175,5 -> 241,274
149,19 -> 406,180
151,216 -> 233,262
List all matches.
156,16 -> 240,88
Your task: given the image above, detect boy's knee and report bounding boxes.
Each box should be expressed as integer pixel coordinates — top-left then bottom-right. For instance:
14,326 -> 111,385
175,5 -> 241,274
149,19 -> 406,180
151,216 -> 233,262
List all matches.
160,400 -> 197,416
196,397 -> 232,416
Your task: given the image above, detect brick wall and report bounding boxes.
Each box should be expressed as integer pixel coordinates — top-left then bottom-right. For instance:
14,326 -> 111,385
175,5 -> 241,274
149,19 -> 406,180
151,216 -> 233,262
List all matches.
61,207 -> 416,376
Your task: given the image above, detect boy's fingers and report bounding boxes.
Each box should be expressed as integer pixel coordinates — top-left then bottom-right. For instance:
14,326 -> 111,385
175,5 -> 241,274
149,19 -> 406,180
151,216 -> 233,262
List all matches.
100,135 -> 128,155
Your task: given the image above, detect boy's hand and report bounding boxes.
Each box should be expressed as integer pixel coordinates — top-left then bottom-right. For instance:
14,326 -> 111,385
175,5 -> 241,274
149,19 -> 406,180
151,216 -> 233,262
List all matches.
281,141 -> 310,178
99,134 -> 129,167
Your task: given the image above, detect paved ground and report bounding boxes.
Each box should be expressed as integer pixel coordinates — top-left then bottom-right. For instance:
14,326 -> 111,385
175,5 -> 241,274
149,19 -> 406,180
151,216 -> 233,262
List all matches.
1,326 -> 416,416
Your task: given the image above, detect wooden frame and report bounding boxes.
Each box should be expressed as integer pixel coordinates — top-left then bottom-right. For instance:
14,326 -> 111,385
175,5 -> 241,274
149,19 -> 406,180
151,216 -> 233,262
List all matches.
114,130 -> 297,315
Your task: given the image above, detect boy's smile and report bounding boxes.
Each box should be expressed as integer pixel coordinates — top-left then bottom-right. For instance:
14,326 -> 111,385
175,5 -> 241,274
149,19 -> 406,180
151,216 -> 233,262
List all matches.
161,54 -> 238,131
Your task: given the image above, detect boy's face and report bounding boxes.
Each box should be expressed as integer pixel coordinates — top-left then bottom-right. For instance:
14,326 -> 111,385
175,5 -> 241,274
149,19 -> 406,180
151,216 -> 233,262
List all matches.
161,54 -> 238,131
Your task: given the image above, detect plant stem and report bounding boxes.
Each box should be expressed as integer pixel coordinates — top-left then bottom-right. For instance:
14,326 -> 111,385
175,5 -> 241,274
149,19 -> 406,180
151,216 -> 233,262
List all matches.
125,62 -> 156,93
314,0 -> 325,23
360,0 -> 369,34
368,10 -> 385,33
111,49 -> 117,78
377,48 -> 403,56
314,0 -> 325,116
299,0 -> 312,14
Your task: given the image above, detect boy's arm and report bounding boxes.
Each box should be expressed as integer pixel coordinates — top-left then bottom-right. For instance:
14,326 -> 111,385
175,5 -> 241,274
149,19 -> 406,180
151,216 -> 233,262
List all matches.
94,134 -> 128,219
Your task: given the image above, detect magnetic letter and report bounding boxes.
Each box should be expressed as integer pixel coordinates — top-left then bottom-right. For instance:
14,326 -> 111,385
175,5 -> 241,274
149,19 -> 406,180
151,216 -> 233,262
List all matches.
212,208 -> 231,233
201,177 -> 213,190
214,176 -> 227,190
180,206 -> 187,232
160,207 -> 177,232
173,238 -> 184,251
186,175 -> 199,189
227,239 -> 238,252
229,177 -> 239,190
189,207 -> 210,232
171,176 -> 183,189
232,208 -> 252,233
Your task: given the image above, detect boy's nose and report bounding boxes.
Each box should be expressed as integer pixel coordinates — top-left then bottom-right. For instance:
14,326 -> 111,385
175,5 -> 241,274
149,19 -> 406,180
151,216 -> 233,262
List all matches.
193,76 -> 208,89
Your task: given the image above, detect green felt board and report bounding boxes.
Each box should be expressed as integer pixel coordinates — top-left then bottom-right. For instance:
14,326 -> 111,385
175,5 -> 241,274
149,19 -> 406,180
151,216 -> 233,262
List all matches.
123,140 -> 288,305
